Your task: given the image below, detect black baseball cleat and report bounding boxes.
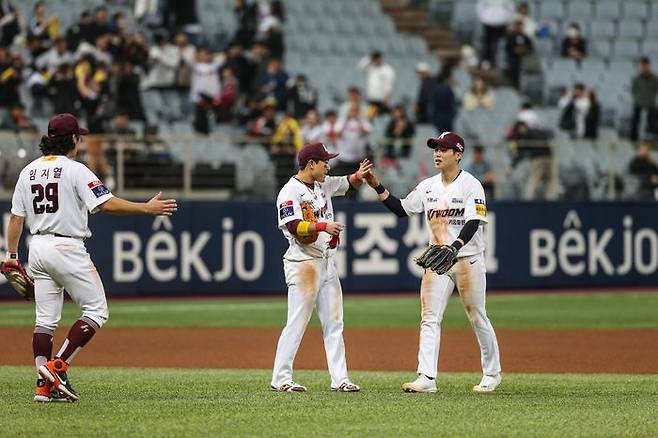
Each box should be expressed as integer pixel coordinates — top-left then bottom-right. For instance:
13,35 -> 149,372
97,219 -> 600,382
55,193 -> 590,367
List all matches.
38,358 -> 80,401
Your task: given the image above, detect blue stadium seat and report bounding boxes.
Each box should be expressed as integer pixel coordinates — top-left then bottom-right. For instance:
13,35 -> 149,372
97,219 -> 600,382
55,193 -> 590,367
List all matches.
589,20 -> 616,39
608,60 -> 636,75
591,40 -> 613,58
596,0 -> 621,20
642,40 -> 658,58
612,40 -> 641,60
617,20 -> 644,40
579,59 -> 607,82
646,22 -> 658,39
623,1 -> 650,20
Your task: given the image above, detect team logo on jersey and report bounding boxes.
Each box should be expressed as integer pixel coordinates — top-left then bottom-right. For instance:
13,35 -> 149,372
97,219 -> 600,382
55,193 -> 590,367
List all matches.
427,208 -> 465,220
88,180 -> 110,198
279,200 -> 295,219
474,198 -> 487,216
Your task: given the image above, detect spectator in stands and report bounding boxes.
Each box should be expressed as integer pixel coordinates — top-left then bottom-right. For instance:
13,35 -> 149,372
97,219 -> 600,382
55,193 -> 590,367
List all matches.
76,33 -> 113,65
214,67 -> 238,123
584,90 -> 600,140
28,1 -> 58,57
168,0 -> 201,45
514,2 -> 537,40
286,74 -> 317,120
172,31 -> 196,115
383,104 -> 415,160
259,57 -> 288,111
248,97 -> 278,147
88,6 -> 112,44
507,120 -> 553,200
221,41 -> 248,97
631,57 -> 658,141
143,31 -> 180,122
190,46 -> 222,132
357,51 -> 395,117
476,0 -> 514,69
322,109 -> 339,150
35,36 -> 73,74
0,0 -> 20,48
339,86 -> 369,121
257,1 -> 284,59
109,111 -> 137,136
234,0 -> 258,49
66,11 -> 93,52
558,83 -> 591,139
505,19 -> 533,89
0,47 -> 22,110
334,104 -> 373,179
245,41 -> 269,96
0,104 -> 37,132
561,23 -> 587,61
517,101 -> 541,128
120,32 -> 149,70
463,76 -> 494,111
47,62 -> 77,114
629,142 -> 658,200
114,61 -> 145,122
465,145 -> 495,199
415,62 -> 433,124
428,76 -> 456,134
271,111 -> 301,189
300,109 -> 324,143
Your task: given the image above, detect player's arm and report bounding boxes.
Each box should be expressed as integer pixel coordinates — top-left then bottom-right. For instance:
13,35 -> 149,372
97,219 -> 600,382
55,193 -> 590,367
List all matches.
97,192 -> 177,216
285,220 -> 344,236
451,220 -> 481,251
363,170 -> 408,217
3,214 -> 25,262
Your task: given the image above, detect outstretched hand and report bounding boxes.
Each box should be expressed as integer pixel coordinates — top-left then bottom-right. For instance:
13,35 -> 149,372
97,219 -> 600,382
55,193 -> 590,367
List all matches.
146,192 -> 178,216
354,159 -> 374,181
363,168 -> 380,188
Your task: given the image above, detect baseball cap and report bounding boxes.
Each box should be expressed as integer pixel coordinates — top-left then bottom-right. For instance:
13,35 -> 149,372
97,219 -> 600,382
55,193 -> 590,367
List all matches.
298,142 -> 339,167
427,132 -> 465,152
47,113 -> 89,137
416,62 -> 430,73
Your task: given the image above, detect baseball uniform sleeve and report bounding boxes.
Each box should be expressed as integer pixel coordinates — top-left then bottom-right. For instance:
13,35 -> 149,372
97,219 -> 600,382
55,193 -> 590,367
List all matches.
323,175 -> 350,197
276,186 -> 303,229
400,180 -> 426,215
10,174 -> 27,217
75,164 -> 114,214
464,179 -> 489,224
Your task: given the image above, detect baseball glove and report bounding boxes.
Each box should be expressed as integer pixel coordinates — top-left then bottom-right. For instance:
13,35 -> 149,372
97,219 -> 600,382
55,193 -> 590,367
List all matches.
414,244 -> 458,274
297,201 -> 319,244
1,260 -> 35,301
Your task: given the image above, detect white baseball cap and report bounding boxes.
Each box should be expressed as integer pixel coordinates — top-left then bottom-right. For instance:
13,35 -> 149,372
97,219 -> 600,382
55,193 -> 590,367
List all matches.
416,62 -> 430,73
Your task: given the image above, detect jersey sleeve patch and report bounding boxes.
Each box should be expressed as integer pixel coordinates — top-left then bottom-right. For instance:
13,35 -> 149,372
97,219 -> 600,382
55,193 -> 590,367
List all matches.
279,200 -> 295,219
88,180 -> 110,198
475,198 -> 487,216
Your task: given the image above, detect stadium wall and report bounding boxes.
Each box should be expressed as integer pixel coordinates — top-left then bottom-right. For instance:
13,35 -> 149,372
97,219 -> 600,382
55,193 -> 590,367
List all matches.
1,201 -> 656,297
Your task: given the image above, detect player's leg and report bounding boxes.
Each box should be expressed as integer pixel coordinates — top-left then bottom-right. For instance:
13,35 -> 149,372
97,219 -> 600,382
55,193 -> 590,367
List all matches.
454,253 -> 501,391
315,258 -> 358,391
416,270 -> 454,379
271,259 -> 320,390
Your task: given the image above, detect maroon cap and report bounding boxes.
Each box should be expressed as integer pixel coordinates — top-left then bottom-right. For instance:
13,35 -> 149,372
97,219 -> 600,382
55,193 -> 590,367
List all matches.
427,132 -> 465,153
47,113 -> 89,137
298,142 -> 339,167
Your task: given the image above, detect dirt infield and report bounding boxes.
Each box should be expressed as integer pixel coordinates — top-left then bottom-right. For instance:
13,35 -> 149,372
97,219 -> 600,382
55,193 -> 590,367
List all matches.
1,328 -> 657,373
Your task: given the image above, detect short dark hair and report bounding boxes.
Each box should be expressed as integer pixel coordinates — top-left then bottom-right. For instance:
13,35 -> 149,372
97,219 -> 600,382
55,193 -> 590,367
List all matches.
640,57 -> 650,65
574,82 -> 585,91
473,145 -> 484,153
39,135 -> 76,156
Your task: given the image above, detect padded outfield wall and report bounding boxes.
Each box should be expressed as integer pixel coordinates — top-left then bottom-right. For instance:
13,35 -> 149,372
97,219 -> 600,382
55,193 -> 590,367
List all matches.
0,201 -> 656,297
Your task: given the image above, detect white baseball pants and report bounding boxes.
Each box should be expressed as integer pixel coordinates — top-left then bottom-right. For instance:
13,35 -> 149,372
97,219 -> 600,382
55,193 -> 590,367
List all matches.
271,257 -> 350,388
29,234 -> 109,331
416,252 -> 501,378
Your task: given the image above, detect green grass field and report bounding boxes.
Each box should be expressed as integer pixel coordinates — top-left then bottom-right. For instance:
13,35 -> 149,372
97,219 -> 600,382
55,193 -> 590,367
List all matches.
2,292 -> 658,437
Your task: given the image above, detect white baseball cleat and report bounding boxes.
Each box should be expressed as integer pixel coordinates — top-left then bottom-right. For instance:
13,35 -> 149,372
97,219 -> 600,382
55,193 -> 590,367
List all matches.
271,382 -> 307,392
402,374 -> 437,393
472,374 -> 501,393
331,381 -> 361,392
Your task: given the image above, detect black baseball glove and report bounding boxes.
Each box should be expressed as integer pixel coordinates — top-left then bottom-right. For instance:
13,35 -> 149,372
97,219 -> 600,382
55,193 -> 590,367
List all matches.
1,260 -> 35,301
414,244 -> 458,274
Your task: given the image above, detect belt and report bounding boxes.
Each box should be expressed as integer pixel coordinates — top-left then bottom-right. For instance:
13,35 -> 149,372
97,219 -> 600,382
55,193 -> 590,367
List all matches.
37,231 -> 80,239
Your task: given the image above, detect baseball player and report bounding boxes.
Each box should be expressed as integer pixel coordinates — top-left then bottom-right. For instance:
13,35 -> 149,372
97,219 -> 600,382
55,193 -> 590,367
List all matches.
271,142 -> 371,392
3,113 -> 177,402
364,132 -> 501,393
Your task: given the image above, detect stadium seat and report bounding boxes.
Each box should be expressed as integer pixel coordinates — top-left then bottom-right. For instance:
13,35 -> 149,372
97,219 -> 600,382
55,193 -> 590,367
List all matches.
623,1 -> 650,20
642,40 -> 658,58
591,40 -> 613,58
589,20 -> 616,39
617,20 -> 645,40
608,60 -> 636,75
539,2 -> 565,21
567,2 -> 593,21
595,0 -> 621,20
579,59 -> 607,82
612,40 -> 641,60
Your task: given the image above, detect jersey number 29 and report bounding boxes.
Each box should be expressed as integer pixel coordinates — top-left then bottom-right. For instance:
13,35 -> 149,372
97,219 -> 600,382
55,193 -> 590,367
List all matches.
31,183 -> 59,214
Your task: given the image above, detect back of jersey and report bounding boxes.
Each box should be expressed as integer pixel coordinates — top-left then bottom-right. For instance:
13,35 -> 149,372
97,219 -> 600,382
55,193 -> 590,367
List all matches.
10,156 -> 114,239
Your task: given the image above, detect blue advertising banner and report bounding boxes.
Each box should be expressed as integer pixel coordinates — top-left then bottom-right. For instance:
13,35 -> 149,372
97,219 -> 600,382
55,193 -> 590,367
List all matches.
0,201 -> 656,297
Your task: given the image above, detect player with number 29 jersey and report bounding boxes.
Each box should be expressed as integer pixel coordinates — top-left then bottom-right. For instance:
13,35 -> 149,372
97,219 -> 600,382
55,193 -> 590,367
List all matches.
11,156 -> 114,239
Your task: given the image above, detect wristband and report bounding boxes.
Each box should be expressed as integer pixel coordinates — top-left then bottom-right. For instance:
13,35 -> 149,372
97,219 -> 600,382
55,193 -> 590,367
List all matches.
315,222 -> 328,232
5,252 -> 18,260
374,184 -> 386,194
450,240 -> 463,251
